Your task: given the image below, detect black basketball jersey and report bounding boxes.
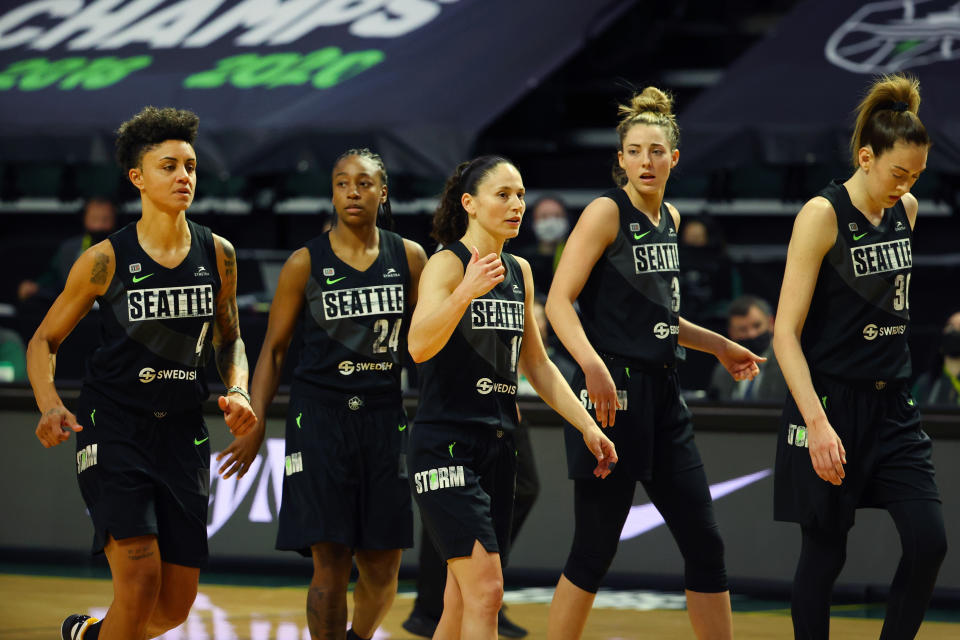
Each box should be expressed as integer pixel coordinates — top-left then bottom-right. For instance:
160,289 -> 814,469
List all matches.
578,188 -> 680,364
802,180 -> 913,380
293,229 -> 410,398
83,220 -> 220,412
415,242 -> 525,432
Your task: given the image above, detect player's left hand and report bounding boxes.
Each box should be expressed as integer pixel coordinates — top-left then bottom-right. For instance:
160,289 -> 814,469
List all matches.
716,339 -> 766,382
583,425 -> 618,479
217,422 -> 265,479
218,393 -> 257,437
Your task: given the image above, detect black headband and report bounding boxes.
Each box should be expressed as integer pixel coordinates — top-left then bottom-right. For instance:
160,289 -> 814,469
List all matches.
876,100 -> 909,113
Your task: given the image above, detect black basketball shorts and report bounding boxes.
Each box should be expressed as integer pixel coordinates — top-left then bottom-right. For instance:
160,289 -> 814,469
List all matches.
774,375 -> 940,532
276,389 -> 413,554
408,421 -> 517,563
74,389 -> 210,567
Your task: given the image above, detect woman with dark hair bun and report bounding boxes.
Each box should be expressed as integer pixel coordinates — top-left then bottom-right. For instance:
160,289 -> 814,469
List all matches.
773,73 -> 945,639
408,155 -> 617,639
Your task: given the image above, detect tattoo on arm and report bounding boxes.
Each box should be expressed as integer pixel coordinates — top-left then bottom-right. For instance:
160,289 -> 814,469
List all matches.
214,237 -> 248,385
222,240 -> 236,281
215,294 -> 248,385
90,251 -> 109,285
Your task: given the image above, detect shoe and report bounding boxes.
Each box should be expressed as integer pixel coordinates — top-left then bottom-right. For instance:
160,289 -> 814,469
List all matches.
498,609 -> 528,638
61,614 -> 99,640
401,609 -> 439,638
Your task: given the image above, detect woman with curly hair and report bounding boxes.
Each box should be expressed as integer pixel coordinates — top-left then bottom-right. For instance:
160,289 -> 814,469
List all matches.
28,106 -> 256,640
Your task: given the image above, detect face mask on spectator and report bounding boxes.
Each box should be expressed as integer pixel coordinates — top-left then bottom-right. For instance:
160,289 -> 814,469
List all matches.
739,331 -> 772,356
942,331 -> 960,358
534,217 -> 568,243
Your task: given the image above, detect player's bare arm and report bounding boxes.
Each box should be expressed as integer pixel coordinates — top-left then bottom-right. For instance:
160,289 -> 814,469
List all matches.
28,242 -> 115,446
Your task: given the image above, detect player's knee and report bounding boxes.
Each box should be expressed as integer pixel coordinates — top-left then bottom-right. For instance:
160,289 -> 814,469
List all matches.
116,566 -> 162,610
356,550 -> 402,589
911,523 -> 947,573
156,583 -> 197,630
681,525 -> 728,593
311,543 -> 353,587
464,576 -> 503,617
563,544 -> 617,594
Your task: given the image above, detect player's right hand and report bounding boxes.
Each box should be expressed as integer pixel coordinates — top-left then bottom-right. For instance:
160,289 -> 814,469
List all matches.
583,358 -> 620,427
36,406 -> 82,448
457,246 -> 505,300
217,422 -> 266,479
808,421 -> 846,485
583,425 -> 618,479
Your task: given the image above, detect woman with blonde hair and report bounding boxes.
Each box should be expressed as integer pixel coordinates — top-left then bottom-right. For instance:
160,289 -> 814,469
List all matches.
545,87 -> 763,640
773,74 -> 945,639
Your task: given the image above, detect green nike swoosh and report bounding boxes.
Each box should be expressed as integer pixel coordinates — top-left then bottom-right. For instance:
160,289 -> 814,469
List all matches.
821,395 -> 828,409
90,409 -> 95,426
852,232 -> 868,241
633,230 -> 651,240
398,423 -> 406,431
448,441 -> 456,458
326,276 -> 346,285
907,398 -> 916,406
296,412 -> 302,429
132,273 -> 155,283
194,436 -> 209,445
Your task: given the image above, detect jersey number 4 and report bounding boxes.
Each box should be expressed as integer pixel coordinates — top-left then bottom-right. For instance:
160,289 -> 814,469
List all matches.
373,318 -> 402,354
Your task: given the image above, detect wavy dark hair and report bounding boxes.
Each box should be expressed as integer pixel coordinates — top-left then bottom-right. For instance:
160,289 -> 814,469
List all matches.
432,155 -> 513,245
333,148 -> 394,230
115,106 -> 199,170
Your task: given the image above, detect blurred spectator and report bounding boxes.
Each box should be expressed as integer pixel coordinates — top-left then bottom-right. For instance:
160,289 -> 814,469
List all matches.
709,294 -> 785,402
913,311 -> 960,408
0,327 -> 27,382
18,197 -> 117,302
517,296 -> 577,395
678,214 -> 740,328
518,195 -> 572,291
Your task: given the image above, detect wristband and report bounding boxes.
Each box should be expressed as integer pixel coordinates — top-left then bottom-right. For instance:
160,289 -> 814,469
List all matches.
226,386 -> 251,404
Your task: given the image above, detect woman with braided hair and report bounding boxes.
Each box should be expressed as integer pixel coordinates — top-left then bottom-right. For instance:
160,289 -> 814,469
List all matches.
774,74 -> 946,639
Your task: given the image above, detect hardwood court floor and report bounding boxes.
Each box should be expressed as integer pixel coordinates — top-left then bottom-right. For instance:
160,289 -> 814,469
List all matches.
1,573 -> 957,639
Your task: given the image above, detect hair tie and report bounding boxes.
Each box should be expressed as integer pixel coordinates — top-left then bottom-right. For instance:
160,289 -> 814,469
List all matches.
878,100 -> 909,113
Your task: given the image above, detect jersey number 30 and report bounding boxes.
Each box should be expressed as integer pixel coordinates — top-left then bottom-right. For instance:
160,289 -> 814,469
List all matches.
893,273 -> 911,311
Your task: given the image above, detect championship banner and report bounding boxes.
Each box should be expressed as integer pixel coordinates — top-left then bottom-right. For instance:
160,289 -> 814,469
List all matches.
0,0 -> 635,176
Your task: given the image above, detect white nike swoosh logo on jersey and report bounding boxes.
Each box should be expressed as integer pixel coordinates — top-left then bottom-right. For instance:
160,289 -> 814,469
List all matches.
619,469 -> 772,540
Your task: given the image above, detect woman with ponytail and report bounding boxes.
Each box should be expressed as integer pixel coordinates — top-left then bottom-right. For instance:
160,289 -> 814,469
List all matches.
545,87 -> 762,640
223,148 -> 427,640
773,74 -> 945,639
407,155 -> 617,639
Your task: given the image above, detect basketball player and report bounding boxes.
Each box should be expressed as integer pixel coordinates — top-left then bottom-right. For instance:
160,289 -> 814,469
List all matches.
222,149 -> 426,640
545,87 -> 764,640
408,155 -> 617,640
773,74 -> 946,639
28,106 -> 256,640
